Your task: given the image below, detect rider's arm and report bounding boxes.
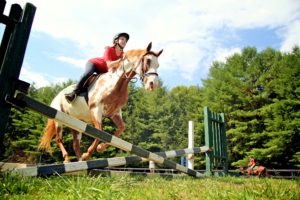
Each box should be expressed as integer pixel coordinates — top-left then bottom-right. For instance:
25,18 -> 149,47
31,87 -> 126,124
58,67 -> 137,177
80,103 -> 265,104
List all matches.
104,47 -> 125,70
107,58 -> 123,69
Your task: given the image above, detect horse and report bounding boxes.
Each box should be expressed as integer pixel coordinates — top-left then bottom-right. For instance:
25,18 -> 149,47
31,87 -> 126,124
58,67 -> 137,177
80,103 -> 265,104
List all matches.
38,42 -> 163,163
240,166 -> 268,177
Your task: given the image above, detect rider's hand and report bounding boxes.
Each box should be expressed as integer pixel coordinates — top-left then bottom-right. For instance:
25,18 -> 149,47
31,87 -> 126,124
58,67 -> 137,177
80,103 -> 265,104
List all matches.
122,54 -> 127,61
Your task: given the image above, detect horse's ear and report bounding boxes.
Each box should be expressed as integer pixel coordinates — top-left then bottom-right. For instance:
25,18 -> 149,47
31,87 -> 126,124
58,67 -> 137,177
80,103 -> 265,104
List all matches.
157,49 -> 163,57
146,42 -> 152,52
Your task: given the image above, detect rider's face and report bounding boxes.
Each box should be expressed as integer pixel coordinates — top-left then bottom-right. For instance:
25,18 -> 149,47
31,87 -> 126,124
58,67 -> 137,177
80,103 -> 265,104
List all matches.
118,36 -> 127,48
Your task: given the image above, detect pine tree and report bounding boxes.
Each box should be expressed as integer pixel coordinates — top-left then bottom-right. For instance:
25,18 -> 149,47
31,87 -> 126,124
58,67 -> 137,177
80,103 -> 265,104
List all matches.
202,46 -> 300,168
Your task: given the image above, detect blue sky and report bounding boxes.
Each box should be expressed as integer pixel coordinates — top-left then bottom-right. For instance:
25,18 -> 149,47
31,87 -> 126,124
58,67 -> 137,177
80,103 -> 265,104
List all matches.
2,0 -> 300,89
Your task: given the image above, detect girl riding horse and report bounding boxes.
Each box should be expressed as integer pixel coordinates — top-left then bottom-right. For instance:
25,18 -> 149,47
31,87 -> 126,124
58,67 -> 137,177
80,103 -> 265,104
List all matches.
39,41 -> 163,163
65,32 -> 130,103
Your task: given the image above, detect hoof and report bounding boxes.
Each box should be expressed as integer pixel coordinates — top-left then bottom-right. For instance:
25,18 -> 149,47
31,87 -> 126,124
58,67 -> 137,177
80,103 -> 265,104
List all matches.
63,155 -> 70,163
187,154 -> 194,160
81,153 -> 90,161
96,143 -> 107,153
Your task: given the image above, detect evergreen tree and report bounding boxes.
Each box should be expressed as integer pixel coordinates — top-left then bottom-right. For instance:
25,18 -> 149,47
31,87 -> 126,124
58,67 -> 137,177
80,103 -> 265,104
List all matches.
202,47 -> 300,168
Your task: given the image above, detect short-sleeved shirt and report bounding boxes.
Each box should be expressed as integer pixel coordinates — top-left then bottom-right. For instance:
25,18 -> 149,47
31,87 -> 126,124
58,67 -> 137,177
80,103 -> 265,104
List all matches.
89,46 -> 123,73
248,159 -> 255,166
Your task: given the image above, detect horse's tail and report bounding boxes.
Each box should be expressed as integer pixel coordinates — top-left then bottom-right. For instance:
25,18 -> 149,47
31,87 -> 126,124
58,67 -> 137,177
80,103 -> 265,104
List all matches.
38,119 -> 56,154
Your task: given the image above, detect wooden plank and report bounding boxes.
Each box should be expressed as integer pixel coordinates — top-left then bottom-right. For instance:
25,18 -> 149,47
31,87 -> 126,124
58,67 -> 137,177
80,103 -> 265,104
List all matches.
0,3 -> 36,153
204,106 -> 213,176
0,162 -> 27,172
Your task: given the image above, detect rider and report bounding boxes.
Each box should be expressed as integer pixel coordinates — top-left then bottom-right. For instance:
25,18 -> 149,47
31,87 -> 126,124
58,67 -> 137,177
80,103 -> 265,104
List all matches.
65,32 -> 129,103
248,157 -> 256,172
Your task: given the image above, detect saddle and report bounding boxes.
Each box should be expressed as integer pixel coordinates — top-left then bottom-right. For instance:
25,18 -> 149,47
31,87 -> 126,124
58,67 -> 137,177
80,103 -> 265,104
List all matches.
247,166 -> 257,175
83,73 -> 101,89
78,73 -> 101,103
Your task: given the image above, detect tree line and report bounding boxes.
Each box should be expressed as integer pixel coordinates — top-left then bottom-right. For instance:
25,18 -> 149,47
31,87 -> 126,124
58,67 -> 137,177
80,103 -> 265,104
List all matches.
1,46 -> 299,169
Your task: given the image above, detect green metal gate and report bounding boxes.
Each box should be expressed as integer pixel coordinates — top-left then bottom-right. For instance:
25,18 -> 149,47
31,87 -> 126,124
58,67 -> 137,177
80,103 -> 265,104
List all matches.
204,106 -> 228,176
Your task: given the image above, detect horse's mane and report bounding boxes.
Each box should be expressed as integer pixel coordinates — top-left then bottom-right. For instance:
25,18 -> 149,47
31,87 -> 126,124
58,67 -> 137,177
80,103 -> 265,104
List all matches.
126,49 -> 147,59
113,49 -> 147,71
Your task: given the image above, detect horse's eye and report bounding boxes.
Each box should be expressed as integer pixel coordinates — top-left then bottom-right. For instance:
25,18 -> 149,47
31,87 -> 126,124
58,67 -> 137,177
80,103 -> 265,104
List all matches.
146,59 -> 151,66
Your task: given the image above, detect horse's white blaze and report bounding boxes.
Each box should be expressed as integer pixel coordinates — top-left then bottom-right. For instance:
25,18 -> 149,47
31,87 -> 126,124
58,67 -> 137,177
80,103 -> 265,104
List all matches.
142,55 -> 159,91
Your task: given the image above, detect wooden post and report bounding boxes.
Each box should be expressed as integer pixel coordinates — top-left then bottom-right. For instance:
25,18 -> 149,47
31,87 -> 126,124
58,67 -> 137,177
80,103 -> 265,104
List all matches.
220,113 -> 228,174
204,107 -> 213,176
187,121 -> 194,169
0,2 -> 36,154
149,160 -> 155,173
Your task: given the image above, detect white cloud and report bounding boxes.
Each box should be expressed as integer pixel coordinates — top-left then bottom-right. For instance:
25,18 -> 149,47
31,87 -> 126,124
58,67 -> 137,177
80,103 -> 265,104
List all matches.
6,0 -> 300,86
213,47 -> 241,63
197,0 -> 299,29
20,63 -> 69,88
20,64 -> 50,88
280,19 -> 300,52
56,56 -> 86,69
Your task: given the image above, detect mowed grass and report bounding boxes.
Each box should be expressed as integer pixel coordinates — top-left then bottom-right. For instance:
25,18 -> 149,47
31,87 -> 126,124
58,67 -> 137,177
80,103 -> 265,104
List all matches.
1,172 -> 299,200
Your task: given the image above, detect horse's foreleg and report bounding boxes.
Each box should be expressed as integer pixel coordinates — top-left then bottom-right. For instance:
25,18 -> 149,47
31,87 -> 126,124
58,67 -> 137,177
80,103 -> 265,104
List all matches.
246,168 -> 251,175
97,113 -> 125,153
71,129 -> 82,161
55,125 -> 70,163
82,111 -> 102,160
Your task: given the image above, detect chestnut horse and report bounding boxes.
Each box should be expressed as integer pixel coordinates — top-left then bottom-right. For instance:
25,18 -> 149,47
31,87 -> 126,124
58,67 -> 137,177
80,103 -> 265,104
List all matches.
38,42 -> 163,163
240,166 -> 268,177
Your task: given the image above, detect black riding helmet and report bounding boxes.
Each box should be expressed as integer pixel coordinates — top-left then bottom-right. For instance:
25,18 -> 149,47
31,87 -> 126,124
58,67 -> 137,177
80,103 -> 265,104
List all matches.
113,32 -> 130,44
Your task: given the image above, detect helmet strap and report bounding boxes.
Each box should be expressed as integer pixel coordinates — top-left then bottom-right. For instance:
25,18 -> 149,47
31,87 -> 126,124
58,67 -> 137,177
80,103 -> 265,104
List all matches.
116,43 -> 124,51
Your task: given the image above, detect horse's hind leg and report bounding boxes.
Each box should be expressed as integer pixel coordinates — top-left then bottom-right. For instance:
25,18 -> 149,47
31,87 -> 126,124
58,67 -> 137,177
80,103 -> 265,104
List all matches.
71,129 -> 82,161
55,123 -> 70,163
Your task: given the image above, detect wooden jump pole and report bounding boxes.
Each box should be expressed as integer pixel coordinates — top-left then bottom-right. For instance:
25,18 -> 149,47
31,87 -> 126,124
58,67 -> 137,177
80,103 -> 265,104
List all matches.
14,146 -> 210,176
7,93 -> 205,178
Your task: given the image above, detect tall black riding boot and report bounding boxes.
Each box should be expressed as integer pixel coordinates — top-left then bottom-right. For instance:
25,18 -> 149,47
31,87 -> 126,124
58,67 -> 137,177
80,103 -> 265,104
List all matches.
65,73 -> 93,103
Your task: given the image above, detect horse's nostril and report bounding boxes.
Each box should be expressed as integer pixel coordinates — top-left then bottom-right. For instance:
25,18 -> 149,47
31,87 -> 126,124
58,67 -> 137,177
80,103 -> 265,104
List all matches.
150,82 -> 154,88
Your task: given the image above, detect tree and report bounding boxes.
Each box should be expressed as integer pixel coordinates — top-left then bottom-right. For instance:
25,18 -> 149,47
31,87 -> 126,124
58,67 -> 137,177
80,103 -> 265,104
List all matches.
202,46 -> 300,168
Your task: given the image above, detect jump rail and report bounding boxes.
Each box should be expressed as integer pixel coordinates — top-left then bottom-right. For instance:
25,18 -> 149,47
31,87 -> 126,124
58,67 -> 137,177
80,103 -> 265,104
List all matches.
7,93 -> 205,178
15,146 -> 210,176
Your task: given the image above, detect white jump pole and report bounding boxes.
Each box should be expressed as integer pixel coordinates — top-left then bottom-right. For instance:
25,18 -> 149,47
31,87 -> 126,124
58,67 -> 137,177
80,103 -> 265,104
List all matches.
149,121 -> 195,172
187,121 -> 194,170
149,160 -> 155,173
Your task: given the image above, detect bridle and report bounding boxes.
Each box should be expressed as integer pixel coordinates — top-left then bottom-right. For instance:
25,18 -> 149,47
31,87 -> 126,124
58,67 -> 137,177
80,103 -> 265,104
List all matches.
122,52 -> 159,83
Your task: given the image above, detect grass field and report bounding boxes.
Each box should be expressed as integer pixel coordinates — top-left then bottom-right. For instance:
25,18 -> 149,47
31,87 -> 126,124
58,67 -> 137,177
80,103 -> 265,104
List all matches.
1,173 -> 299,200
